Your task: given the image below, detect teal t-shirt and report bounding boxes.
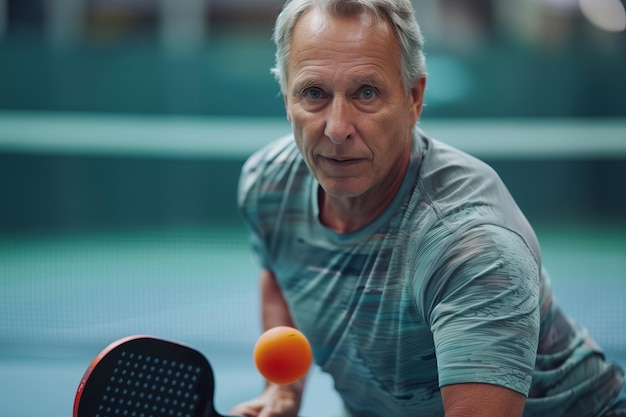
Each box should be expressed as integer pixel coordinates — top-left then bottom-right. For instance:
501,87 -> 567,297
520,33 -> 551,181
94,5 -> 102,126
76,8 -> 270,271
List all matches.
238,131 -> 624,417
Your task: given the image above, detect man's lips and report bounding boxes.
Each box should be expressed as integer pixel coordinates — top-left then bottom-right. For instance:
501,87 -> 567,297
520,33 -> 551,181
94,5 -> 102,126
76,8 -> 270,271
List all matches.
320,156 -> 364,169
321,155 -> 363,163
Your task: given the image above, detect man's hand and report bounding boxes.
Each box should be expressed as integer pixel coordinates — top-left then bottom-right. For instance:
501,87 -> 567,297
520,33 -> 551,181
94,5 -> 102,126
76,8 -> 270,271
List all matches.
229,382 -> 304,417
441,382 -> 526,417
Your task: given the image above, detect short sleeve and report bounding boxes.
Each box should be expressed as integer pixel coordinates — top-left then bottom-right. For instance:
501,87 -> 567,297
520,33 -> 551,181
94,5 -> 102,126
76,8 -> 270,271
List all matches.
427,224 -> 541,396
237,150 -> 272,271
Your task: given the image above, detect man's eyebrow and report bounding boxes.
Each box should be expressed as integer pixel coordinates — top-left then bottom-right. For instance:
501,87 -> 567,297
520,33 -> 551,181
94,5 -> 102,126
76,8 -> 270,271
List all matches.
351,76 -> 380,86
291,78 -> 323,94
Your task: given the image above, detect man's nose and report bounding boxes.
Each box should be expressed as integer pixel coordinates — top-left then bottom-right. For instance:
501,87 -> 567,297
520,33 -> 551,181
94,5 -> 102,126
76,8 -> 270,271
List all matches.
324,97 -> 355,145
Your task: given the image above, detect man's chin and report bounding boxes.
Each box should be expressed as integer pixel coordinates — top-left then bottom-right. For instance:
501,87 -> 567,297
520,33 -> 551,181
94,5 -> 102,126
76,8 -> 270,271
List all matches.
318,179 -> 370,200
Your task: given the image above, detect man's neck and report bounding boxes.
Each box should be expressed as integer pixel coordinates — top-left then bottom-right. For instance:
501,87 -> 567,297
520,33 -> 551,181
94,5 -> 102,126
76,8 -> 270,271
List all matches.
318,152 -> 410,234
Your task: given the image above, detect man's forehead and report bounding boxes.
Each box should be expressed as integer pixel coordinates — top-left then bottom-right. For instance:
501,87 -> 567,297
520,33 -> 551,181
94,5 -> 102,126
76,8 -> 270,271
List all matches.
286,7 -> 401,89
293,6 -> 385,38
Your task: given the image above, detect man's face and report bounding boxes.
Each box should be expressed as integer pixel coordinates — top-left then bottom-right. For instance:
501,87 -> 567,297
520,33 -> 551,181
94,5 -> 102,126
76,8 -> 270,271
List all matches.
284,8 -> 425,200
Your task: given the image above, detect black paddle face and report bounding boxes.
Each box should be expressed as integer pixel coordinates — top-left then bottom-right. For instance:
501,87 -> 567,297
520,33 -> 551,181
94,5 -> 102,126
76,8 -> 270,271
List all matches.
74,336 -> 221,417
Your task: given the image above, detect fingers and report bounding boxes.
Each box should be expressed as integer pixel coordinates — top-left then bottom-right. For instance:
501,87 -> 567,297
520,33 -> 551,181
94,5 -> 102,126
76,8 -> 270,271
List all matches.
229,383 -> 302,417
229,400 -> 298,417
229,401 -> 263,417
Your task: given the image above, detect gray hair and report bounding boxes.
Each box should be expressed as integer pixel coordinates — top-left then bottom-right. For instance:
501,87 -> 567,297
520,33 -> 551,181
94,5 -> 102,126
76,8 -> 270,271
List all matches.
271,0 -> 427,94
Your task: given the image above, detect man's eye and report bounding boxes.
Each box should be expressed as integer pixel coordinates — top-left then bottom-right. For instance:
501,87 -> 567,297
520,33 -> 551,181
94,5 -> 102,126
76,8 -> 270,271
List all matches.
359,88 -> 376,100
304,88 -> 324,100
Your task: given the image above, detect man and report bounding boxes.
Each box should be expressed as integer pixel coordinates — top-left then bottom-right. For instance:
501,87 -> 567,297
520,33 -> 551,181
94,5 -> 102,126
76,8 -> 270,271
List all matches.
232,0 -> 625,416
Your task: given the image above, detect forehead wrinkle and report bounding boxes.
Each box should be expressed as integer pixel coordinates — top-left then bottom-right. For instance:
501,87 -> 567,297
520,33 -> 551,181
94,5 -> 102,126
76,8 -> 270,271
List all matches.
287,8 -> 402,95
290,42 -> 392,88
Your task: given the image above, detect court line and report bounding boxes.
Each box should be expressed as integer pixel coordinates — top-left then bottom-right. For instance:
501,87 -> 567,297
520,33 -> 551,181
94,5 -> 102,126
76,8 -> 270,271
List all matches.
0,111 -> 625,159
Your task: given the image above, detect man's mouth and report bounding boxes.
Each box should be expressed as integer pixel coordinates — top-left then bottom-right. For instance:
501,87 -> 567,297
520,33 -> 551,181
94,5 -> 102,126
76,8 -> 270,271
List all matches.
324,156 -> 359,163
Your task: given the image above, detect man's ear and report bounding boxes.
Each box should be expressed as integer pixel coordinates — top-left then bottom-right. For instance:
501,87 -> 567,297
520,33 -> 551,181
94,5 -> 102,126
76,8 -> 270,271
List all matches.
410,77 -> 427,125
283,94 -> 292,122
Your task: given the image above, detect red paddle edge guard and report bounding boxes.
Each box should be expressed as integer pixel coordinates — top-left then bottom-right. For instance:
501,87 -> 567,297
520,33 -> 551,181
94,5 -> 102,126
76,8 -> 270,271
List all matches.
74,335 -> 149,417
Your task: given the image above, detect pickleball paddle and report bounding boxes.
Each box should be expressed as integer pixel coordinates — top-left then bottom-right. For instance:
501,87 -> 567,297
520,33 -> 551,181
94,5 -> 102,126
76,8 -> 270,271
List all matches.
73,335 -> 235,417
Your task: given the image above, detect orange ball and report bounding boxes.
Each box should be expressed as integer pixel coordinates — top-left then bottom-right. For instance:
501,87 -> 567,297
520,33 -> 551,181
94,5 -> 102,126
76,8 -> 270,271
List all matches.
253,326 -> 313,384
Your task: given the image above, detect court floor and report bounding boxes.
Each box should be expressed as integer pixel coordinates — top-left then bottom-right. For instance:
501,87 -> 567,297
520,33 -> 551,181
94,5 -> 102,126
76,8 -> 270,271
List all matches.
0,222 -> 624,416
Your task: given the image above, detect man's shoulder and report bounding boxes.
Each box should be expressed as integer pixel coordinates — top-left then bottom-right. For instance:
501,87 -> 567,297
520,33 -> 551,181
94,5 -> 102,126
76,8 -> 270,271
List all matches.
418,133 -> 508,214
416,132 -> 541,263
243,134 -> 298,170
238,134 -> 306,207
422,134 -> 498,180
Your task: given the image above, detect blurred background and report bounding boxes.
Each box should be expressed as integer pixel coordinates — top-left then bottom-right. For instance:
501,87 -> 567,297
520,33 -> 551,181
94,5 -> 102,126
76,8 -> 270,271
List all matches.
0,0 -> 625,416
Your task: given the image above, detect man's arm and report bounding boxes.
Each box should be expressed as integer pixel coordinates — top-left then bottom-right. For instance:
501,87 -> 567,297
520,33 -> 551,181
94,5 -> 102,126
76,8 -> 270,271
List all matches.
441,382 -> 526,417
230,269 -> 305,417
426,225 -> 540,417
260,268 -> 296,330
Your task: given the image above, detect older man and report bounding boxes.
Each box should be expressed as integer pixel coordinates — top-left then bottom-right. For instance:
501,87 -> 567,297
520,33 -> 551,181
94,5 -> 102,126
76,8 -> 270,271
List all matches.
232,1 -> 625,416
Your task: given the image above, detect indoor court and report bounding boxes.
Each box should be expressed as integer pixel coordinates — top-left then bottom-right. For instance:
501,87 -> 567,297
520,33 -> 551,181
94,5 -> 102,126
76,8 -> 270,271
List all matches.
1,0 -> 625,416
